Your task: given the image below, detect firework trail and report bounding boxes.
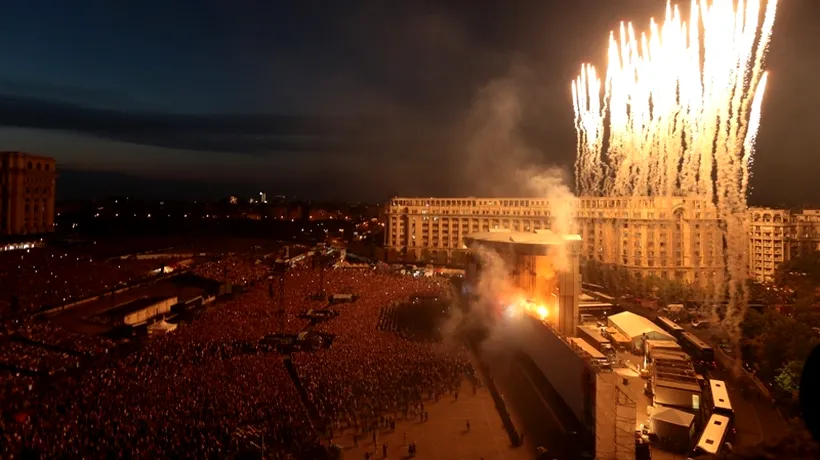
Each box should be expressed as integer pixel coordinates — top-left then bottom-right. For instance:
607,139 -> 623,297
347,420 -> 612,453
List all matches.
571,0 -> 778,348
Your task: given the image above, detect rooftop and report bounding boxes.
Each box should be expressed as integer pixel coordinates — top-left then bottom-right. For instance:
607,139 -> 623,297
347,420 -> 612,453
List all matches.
464,229 -> 581,255
651,350 -> 691,362
651,406 -> 695,428
100,296 -> 176,318
608,311 -> 674,341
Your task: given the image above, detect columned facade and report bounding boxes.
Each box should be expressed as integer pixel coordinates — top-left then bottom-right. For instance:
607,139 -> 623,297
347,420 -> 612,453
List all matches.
385,196 -> 724,287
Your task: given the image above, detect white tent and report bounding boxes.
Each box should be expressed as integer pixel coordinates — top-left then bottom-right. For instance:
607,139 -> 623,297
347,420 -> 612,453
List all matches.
148,320 -> 178,334
607,311 -> 674,349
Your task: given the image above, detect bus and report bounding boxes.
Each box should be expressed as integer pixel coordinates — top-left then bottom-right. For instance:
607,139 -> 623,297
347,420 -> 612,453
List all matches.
679,331 -> 716,371
711,300 -> 766,319
689,414 -> 733,457
706,379 -> 733,417
654,316 -> 685,339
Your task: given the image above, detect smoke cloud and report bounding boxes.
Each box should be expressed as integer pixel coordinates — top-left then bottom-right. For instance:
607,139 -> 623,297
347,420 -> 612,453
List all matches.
463,244 -> 522,353
521,167 -> 579,271
439,62 -> 579,349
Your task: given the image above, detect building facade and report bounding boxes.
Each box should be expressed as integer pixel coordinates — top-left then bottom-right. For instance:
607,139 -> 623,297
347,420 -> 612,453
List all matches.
385,196 -> 724,287
0,152 -> 57,235
749,207 -> 820,282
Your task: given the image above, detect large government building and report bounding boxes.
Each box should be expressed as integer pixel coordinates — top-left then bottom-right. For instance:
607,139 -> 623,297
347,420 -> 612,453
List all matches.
0,152 -> 57,235
385,196 -> 820,285
385,196 -> 723,287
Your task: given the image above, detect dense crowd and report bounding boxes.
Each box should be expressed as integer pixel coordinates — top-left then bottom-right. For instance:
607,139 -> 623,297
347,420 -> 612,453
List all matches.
192,254 -> 270,286
0,249 -> 473,458
0,270 -> 322,458
294,270 -> 473,435
10,321 -> 116,356
0,320 -> 116,417
0,236 -> 279,318
0,248 -> 168,316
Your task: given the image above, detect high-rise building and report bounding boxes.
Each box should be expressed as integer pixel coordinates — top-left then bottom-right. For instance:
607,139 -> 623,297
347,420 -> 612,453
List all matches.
0,152 -> 56,235
384,196 -> 724,287
748,207 -> 820,282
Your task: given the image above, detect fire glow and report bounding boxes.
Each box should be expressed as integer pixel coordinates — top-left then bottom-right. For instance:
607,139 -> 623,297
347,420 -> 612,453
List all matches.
501,294 -> 552,322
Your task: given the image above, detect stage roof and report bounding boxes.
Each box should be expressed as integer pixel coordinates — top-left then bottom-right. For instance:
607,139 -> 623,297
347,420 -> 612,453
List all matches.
464,230 -> 581,255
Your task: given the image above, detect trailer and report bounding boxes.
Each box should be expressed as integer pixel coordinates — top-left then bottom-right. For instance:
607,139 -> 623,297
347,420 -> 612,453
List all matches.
650,406 -> 695,452
576,325 -> 613,354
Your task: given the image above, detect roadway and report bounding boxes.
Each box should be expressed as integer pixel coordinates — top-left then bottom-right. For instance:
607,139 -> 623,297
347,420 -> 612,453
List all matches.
692,328 -> 789,445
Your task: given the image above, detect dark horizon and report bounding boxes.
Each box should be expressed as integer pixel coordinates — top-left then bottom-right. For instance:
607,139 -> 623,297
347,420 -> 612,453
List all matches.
53,166 -> 812,210
2,0 -> 819,206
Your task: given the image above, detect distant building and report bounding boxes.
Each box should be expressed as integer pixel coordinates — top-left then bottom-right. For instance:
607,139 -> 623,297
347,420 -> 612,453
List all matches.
309,209 -> 343,221
385,196 -> 723,287
229,196 -> 239,205
271,206 -> 288,220
260,192 -> 267,204
749,207 -> 820,282
289,205 -> 304,221
385,197 -> 820,284
273,205 -> 303,221
0,152 -> 56,235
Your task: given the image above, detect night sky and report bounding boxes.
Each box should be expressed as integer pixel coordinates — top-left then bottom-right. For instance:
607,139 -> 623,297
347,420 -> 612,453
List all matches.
1,0 -> 818,205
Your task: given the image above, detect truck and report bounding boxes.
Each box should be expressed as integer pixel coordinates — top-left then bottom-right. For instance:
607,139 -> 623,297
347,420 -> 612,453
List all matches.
665,304 -> 685,315
576,325 -> 613,354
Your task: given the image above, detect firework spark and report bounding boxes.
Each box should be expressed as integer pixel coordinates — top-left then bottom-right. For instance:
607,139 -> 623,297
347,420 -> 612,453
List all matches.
572,0 -> 778,342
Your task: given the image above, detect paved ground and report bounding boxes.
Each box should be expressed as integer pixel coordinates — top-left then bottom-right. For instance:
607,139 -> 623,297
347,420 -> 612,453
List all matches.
614,357 -> 687,460
331,380 -> 529,460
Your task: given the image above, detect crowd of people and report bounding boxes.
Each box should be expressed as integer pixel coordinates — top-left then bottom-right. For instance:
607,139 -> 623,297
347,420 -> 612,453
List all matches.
192,254 -> 270,286
10,321 -> 116,357
0,248 -> 170,316
294,270 -> 473,437
0,247 -> 474,458
1,263 -> 324,457
0,237 -> 280,318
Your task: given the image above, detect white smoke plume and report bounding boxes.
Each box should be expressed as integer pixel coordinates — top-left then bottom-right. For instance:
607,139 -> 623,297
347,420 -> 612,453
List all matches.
520,167 -> 579,272
458,62 -> 548,197
469,244 -> 522,353
444,64 -> 579,349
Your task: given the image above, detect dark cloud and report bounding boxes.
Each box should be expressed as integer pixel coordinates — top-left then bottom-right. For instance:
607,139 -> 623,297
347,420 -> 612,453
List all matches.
57,168 -> 244,201
0,77 -> 133,109
0,94 -> 393,155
